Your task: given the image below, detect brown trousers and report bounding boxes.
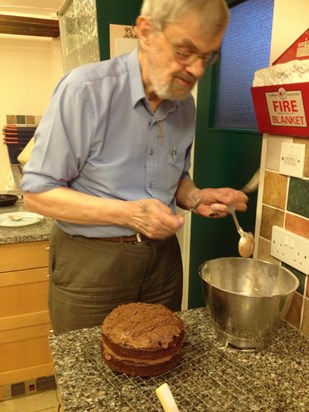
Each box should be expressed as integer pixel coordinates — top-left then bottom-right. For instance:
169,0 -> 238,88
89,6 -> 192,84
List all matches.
48,225 -> 183,334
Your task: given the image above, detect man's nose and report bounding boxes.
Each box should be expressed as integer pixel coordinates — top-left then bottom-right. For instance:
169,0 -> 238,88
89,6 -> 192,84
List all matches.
185,57 -> 206,79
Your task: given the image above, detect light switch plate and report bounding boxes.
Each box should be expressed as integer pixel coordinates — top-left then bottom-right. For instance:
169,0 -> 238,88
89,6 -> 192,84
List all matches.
271,226 -> 309,274
279,142 -> 305,177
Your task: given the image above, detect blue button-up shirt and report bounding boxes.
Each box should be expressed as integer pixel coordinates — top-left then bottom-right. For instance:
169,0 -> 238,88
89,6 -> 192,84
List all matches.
21,49 -> 196,237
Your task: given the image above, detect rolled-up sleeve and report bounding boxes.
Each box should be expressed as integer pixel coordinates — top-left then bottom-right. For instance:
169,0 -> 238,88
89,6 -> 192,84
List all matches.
21,77 -> 94,193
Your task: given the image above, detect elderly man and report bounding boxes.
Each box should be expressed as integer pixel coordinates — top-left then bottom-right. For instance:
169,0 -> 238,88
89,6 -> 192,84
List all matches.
21,0 -> 247,334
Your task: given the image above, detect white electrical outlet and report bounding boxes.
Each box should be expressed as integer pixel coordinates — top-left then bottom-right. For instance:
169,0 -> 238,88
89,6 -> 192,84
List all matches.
271,226 -> 309,274
279,142 -> 306,177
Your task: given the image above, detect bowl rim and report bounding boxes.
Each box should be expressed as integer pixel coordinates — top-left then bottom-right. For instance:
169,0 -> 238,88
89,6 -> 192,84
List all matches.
199,257 -> 299,298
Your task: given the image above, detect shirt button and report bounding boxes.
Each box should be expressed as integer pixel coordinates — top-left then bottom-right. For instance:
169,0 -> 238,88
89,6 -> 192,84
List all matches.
150,150 -> 154,155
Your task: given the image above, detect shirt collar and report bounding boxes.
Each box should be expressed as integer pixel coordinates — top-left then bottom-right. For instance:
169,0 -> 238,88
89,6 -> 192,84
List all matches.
128,49 -> 147,108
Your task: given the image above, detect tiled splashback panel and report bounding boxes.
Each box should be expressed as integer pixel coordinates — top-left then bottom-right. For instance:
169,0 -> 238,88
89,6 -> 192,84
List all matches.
257,135 -> 309,336
4,115 -> 40,164
6,114 -> 42,126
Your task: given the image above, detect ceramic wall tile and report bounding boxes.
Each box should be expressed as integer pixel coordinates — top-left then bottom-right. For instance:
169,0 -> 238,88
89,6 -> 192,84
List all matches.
260,205 -> 284,240
16,115 -> 25,124
5,114 -> 41,126
287,178 -> 309,218
35,116 -> 42,125
257,237 -> 277,263
266,135 -> 292,171
284,291 -> 302,329
301,297 -> 309,335
263,171 -> 288,209
25,115 -> 35,125
282,264 -> 306,294
285,213 -> 309,238
6,115 -> 16,125
294,137 -> 309,178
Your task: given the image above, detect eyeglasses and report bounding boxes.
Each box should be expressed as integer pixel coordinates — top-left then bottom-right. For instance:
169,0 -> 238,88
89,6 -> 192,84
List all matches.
161,30 -> 220,66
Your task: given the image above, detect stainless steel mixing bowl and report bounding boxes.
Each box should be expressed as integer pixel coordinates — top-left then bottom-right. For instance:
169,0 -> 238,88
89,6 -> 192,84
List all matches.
199,257 -> 299,350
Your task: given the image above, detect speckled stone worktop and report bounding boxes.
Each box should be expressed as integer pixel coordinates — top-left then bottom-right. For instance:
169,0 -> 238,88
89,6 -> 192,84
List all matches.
0,197 -> 53,244
0,165 -> 53,244
49,308 -> 309,412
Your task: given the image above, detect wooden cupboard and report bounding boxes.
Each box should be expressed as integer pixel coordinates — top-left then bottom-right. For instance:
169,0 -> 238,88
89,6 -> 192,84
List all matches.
0,241 -> 54,398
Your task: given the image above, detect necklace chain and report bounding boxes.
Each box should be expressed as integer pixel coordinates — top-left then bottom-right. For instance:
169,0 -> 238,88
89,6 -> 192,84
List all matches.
156,119 -> 164,144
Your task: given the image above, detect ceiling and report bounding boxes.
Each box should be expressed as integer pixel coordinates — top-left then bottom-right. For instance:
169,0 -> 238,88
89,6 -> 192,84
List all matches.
0,0 -> 64,18
0,0 -> 64,38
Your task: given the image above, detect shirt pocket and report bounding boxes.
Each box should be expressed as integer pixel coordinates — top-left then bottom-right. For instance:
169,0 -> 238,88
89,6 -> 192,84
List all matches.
164,149 -> 186,193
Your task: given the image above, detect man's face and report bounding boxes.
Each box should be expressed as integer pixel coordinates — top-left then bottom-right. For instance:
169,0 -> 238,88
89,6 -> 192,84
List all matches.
144,15 -> 224,102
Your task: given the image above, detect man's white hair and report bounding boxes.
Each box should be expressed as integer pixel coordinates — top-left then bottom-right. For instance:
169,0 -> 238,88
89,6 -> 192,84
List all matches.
140,0 -> 229,34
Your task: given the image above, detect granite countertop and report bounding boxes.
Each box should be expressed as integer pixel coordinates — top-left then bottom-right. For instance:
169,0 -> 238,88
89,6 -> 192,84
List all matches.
49,307 -> 309,412
0,165 -> 53,244
0,197 -> 53,244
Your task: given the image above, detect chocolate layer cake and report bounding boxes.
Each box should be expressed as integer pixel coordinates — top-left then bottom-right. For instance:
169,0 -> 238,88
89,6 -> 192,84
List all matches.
101,302 -> 185,377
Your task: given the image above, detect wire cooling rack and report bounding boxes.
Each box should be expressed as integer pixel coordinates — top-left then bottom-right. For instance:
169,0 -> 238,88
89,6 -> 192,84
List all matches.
87,322 -> 279,412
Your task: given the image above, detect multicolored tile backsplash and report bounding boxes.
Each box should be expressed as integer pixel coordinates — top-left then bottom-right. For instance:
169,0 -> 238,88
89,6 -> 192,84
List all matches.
6,114 -> 42,127
4,115 -> 40,164
257,134 -> 309,336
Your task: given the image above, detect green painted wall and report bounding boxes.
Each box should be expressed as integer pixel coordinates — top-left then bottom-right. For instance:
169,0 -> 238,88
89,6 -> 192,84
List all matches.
188,69 -> 262,309
96,0 -> 143,61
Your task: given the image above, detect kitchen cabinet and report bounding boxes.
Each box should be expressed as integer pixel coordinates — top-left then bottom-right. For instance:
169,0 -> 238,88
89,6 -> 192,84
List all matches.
0,241 -> 53,393
58,0 -> 142,72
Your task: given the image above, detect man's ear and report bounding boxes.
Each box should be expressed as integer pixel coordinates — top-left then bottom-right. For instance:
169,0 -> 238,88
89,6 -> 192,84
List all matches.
136,16 -> 154,49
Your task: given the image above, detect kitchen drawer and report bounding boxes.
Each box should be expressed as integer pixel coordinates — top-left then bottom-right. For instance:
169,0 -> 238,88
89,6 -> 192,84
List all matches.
0,331 -> 54,386
0,241 -> 49,273
0,335 -> 52,372
0,267 -> 49,317
0,312 -> 51,338
0,312 -> 53,386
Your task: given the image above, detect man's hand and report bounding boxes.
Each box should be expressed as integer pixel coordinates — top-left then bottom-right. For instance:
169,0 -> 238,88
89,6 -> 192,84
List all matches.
193,187 -> 248,218
127,199 -> 185,239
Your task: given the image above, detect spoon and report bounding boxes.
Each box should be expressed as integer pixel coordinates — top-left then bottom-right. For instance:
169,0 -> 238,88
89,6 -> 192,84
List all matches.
229,169 -> 260,258
181,197 -> 203,216
9,214 -> 23,221
241,169 -> 260,194
229,206 -> 255,258
8,214 -> 43,222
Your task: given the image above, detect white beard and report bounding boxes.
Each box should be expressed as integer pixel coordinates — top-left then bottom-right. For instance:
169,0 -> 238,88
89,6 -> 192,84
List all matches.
146,51 -> 195,101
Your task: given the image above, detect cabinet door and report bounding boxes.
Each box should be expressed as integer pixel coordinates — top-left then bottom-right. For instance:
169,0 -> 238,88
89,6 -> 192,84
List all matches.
0,268 -> 49,317
0,241 -> 53,387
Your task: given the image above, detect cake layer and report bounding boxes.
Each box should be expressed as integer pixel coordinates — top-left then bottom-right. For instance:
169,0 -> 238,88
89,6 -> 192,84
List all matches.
103,350 -> 182,377
101,331 -> 184,360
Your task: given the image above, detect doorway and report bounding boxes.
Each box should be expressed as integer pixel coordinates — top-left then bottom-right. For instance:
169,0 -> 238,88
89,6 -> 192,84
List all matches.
188,0 -> 275,308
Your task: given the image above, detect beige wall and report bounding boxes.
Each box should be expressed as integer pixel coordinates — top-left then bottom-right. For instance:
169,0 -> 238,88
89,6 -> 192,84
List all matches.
270,0 -> 309,63
0,35 -> 63,190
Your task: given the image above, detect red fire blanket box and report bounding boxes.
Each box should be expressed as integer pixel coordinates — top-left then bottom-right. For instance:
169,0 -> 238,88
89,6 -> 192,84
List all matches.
251,28 -> 309,138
